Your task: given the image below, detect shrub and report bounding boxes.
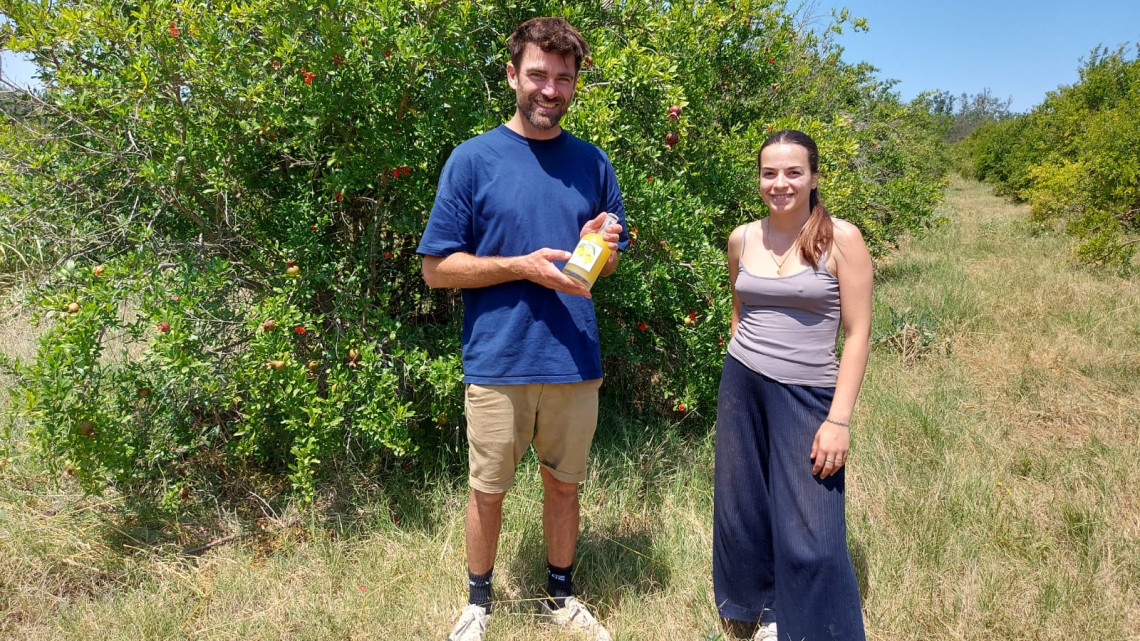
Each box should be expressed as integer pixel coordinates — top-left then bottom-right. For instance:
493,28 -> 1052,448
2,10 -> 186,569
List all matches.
958,44 -> 1140,271
0,0 -> 948,502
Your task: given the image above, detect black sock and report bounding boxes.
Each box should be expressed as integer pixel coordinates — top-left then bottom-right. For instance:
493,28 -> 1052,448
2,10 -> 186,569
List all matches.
468,568 -> 493,614
546,563 -> 573,609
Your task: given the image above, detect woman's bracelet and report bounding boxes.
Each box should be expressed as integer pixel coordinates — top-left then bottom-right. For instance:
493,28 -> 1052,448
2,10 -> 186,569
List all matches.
824,418 -> 850,428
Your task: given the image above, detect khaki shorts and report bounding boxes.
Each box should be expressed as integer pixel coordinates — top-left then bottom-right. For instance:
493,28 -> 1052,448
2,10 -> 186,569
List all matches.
464,378 -> 603,494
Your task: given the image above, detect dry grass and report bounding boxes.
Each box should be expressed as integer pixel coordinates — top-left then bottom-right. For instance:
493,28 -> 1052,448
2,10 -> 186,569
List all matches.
0,295 -> 38,366
2,177 -> 1139,639
860,177 -> 1140,640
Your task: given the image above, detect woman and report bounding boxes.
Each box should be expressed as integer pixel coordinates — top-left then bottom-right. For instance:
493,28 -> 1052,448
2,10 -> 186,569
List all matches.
714,130 -> 872,641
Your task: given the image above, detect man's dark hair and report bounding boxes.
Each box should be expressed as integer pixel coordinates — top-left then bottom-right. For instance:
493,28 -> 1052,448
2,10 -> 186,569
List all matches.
507,17 -> 590,74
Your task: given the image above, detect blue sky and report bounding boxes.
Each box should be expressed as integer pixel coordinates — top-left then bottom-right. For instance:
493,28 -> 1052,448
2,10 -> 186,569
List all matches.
831,0 -> 1140,113
4,3 -> 1139,114
1,50 -> 36,88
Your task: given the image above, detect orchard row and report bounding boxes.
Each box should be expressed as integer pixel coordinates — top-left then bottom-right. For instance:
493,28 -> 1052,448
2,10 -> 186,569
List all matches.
0,0 -> 948,502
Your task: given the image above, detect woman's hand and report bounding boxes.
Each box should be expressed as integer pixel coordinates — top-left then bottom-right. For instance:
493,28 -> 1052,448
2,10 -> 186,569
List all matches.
810,420 -> 849,479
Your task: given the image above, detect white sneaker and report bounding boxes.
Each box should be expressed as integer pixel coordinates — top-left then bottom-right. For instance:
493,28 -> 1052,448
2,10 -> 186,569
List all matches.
447,604 -> 490,641
752,621 -> 778,641
542,597 -> 613,641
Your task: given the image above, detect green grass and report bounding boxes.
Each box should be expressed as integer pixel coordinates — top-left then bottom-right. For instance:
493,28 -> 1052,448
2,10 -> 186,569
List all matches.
2,177 -> 1138,639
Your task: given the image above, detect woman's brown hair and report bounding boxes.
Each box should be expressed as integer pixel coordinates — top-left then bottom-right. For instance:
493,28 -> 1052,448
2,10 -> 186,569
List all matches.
758,129 -> 833,268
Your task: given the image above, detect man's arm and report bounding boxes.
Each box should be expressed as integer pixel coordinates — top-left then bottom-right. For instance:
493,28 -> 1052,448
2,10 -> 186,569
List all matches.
422,248 -> 593,297
423,210 -> 625,295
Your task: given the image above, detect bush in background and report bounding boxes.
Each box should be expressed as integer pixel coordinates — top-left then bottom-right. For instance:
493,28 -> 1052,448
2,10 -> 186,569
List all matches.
957,44 -> 1139,272
0,0 -> 948,503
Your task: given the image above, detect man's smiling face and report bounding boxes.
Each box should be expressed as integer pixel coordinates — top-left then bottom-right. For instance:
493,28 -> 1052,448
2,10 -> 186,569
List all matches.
507,43 -> 577,138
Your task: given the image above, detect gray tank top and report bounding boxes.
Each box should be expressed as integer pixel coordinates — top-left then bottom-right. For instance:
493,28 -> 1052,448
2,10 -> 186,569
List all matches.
727,223 -> 841,386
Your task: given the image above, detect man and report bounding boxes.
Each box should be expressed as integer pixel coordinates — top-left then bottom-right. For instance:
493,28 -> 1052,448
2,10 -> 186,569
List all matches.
417,16 -> 627,641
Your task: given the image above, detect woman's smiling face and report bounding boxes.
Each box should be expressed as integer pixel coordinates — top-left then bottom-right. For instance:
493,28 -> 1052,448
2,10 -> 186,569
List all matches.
759,142 -> 818,215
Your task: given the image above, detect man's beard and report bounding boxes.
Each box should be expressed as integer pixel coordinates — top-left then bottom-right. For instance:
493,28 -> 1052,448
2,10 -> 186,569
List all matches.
517,92 -> 567,131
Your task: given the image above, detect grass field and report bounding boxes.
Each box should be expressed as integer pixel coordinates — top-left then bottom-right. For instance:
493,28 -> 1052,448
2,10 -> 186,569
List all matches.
1,177 -> 1138,640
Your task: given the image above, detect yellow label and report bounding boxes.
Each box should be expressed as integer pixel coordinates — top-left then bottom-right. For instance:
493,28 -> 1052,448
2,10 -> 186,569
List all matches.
568,239 -> 603,271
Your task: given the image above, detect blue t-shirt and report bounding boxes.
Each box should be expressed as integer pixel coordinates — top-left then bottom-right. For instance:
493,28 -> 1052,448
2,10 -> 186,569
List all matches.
417,125 -> 628,385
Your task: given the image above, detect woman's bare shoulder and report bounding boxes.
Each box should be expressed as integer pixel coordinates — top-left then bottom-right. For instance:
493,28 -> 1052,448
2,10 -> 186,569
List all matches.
728,222 -> 752,250
830,217 -> 867,249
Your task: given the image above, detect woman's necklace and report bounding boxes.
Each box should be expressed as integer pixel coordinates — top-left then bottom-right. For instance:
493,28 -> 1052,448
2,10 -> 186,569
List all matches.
763,219 -> 798,276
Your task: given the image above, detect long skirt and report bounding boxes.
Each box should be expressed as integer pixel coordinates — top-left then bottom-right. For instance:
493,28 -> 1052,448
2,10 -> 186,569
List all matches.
713,354 -> 865,641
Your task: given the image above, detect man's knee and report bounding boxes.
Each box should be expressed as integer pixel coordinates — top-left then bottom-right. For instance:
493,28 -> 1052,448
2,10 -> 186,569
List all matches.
471,488 -> 506,510
541,469 -> 579,500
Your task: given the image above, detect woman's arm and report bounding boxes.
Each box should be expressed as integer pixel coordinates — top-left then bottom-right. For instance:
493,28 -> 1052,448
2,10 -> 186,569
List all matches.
812,219 -> 873,478
828,219 -> 873,423
727,224 -> 746,338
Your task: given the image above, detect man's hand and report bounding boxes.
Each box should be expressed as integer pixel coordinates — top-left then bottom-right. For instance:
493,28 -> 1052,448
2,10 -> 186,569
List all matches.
580,211 -> 623,278
517,248 -> 592,298
581,211 -> 622,251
